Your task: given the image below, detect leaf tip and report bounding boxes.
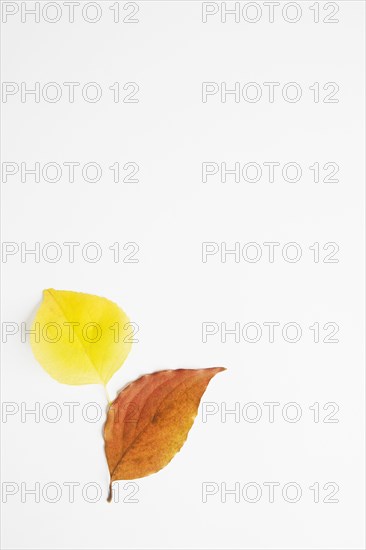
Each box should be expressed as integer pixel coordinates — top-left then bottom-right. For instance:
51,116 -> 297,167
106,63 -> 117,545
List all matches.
210,366 -> 226,375
42,288 -> 56,299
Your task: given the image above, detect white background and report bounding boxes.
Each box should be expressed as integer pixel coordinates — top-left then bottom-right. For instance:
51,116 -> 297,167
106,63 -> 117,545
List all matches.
1,1 -> 365,549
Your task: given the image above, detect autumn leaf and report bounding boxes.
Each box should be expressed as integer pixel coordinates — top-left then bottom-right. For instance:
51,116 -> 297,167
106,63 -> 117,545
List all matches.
104,367 -> 225,501
30,289 -> 132,386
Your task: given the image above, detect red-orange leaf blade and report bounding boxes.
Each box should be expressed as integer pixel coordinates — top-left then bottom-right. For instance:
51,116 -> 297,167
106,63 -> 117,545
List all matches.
104,367 -> 225,498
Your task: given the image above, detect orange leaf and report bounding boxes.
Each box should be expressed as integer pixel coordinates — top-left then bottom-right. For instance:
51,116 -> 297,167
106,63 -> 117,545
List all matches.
104,367 -> 225,500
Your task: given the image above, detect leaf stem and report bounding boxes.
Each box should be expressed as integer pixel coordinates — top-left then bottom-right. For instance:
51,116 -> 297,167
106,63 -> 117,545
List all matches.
104,385 -> 112,502
104,384 -> 111,405
107,481 -> 113,503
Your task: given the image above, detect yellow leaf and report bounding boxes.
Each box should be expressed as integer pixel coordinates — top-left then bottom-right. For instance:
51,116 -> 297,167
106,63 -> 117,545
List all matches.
30,289 -> 132,386
104,367 -> 225,500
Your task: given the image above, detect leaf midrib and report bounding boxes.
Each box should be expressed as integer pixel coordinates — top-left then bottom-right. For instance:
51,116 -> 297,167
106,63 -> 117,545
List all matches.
47,289 -> 103,383
110,372 -> 204,480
